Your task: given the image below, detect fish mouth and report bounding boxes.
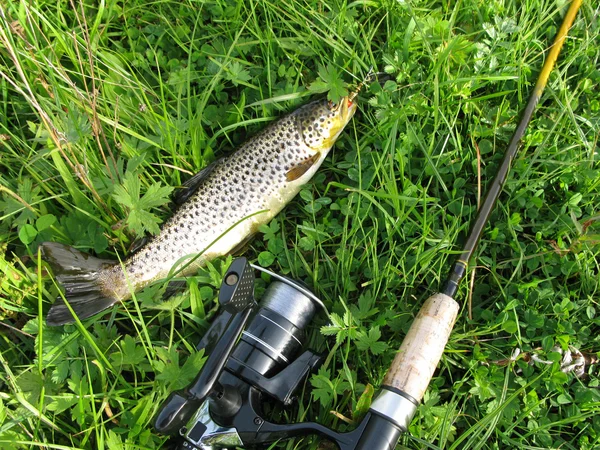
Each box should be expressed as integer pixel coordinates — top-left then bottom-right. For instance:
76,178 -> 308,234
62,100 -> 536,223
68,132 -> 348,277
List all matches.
320,97 -> 356,148
339,96 -> 358,123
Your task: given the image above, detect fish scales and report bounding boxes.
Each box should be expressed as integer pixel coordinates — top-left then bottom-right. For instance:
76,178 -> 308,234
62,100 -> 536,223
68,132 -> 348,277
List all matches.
119,112 -> 324,291
42,97 -> 357,325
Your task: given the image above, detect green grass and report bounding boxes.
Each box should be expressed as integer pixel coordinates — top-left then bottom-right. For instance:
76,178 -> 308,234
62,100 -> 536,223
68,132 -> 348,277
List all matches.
1,0 -> 599,449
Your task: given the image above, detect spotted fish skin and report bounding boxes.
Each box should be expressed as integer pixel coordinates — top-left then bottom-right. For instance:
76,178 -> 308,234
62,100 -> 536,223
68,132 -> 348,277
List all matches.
43,97 -> 357,325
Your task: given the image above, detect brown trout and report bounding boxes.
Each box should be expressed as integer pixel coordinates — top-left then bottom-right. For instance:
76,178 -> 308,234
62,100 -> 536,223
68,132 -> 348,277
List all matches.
43,97 -> 357,325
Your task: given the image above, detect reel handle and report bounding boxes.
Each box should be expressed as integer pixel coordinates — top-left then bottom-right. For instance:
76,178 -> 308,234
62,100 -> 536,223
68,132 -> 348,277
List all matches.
154,258 -> 256,435
382,293 -> 459,404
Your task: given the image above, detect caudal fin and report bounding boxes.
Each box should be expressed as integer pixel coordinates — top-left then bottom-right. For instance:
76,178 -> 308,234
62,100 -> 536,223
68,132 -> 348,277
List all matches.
41,242 -> 120,326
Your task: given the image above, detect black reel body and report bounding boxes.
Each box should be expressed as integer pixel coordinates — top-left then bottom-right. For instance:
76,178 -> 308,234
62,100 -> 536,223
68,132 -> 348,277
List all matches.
154,258 -> 411,450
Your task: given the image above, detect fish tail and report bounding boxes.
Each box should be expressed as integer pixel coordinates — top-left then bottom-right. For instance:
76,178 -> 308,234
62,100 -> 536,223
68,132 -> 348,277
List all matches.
41,242 -> 123,326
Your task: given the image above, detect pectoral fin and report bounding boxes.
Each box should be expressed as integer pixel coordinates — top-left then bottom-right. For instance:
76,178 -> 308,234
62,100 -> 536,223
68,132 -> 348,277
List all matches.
286,153 -> 320,181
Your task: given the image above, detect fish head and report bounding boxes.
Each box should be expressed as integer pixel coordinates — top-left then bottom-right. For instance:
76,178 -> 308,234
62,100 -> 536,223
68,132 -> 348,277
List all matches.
296,97 -> 357,151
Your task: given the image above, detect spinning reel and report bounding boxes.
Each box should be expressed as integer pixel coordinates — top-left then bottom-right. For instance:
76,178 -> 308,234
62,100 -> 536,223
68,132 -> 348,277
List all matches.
154,257 -> 415,450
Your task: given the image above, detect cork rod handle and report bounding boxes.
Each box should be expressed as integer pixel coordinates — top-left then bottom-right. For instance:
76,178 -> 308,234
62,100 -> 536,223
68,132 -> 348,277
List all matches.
383,293 -> 459,404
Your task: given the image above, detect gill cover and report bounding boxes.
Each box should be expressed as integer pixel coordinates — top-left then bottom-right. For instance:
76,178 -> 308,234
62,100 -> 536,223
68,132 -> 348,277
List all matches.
298,98 -> 356,150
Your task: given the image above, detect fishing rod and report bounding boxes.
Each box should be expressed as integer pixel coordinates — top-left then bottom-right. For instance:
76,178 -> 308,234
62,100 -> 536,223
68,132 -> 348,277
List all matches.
154,1 -> 583,449
372,0 -> 583,439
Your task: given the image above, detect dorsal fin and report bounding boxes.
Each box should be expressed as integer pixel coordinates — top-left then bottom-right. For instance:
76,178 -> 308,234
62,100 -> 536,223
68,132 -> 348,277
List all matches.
173,159 -> 221,205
